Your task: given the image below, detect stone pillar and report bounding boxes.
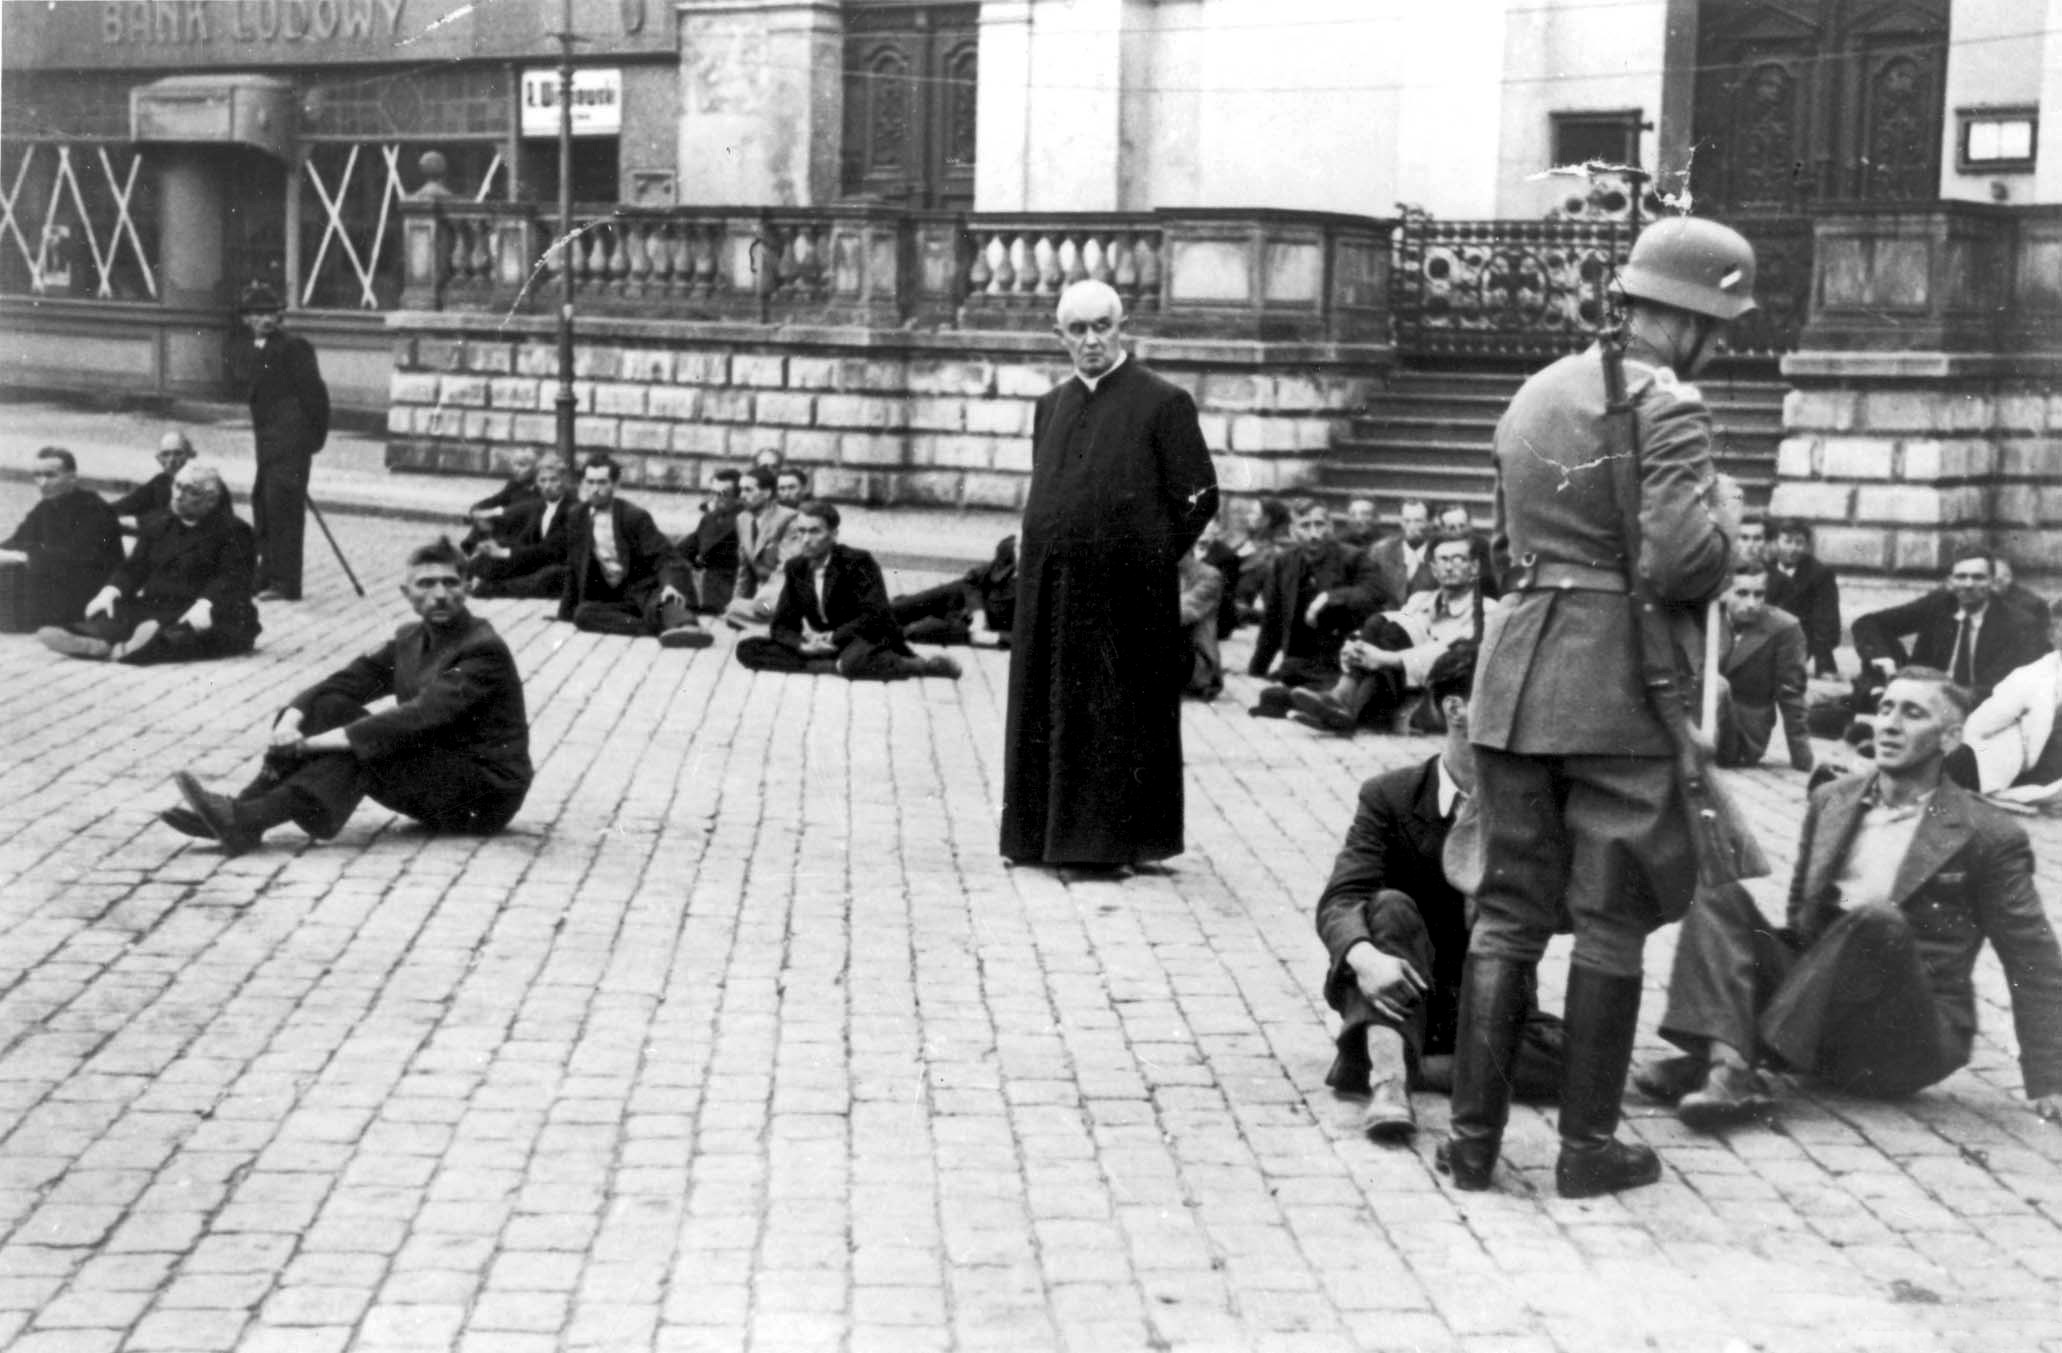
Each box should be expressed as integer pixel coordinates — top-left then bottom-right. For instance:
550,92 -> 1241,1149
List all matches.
974,0 -> 1034,209
1020,0 -> 1126,210
156,149 -> 225,311
1773,205 -> 2062,583
676,0 -> 842,206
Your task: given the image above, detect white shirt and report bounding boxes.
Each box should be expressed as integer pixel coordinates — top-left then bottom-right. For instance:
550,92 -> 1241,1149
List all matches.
1075,351 -> 1128,394
538,498 -> 562,539
1950,604 -> 1986,672
1833,781 -> 1935,911
590,508 -> 623,585
1436,757 -> 1468,819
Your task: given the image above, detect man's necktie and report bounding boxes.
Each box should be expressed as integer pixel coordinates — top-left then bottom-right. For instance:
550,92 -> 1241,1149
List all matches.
1951,614 -> 1974,688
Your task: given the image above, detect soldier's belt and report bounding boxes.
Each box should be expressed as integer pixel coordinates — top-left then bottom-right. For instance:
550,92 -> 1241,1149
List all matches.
1509,561 -> 1628,593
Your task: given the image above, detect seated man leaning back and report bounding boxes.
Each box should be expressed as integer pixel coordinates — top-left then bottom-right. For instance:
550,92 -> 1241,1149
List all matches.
163,536 -> 533,854
1636,666 -> 2062,1130
1314,640 -> 1563,1142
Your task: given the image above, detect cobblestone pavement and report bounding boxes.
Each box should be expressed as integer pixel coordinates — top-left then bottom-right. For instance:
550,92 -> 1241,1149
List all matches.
2,482 -> 2061,1353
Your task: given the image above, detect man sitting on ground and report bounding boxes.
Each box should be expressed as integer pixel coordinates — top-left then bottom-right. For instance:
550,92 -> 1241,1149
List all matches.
679,469 -> 743,611
890,535 -> 1017,647
775,466 -> 810,511
1339,498 -> 1380,550
1948,606 -> 2062,804
1315,641 -> 1563,1142
1712,563 -> 1814,772
735,501 -> 959,681
1635,667 -> 2062,1130
1765,518 -> 1842,678
1991,556 -> 2051,630
3,446 -> 124,629
471,455 -> 574,599
1852,549 -> 2044,709
163,536 -> 532,855
1248,498 -> 1386,716
39,461 -> 259,664
1291,532 -> 1481,735
460,446 -> 541,551
558,454 -> 710,648
1177,540 -> 1223,701
1367,499 -> 1434,606
109,431 -> 197,528
731,467 -> 797,616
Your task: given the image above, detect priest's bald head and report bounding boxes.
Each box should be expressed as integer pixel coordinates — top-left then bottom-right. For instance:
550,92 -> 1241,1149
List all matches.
1054,279 -> 1126,381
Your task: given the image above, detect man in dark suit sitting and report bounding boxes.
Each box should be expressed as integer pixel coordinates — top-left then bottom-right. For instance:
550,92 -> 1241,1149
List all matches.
1314,642 -> 1562,1142
109,431 -> 197,530
1248,498 -> 1387,716
39,461 -> 260,665
3,446 -> 124,628
1366,498 -> 1434,607
471,455 -> 574,599
1991,555 -> 2051,630
890,535 -> 1017,647
1713,564 -> 1814,772
1637,668 -> 2062,1130
735,501 -> 960,681
1765,519 -> 1842,677
678,469 -> 743,611
163,537 -> 532,855
558,454 -> 710,648
1852,549 -> 2045,707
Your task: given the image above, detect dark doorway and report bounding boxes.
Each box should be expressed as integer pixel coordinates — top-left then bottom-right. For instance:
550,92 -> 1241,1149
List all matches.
841,4 -> 978,209
1690,0 -> 1949,354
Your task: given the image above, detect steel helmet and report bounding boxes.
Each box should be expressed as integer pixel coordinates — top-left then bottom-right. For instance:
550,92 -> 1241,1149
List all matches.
1616,217 -> 1757,321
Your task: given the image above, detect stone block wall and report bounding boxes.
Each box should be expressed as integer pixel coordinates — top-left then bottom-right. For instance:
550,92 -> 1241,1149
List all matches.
384,315 -> 1386,510
1773,364 -> 2062,579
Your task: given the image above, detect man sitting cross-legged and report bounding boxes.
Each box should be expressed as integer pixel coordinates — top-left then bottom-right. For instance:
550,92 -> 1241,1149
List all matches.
1291,531 -> 1481,736
470,454 -> 574,599
40,461 -> 260,665
1635,667 -> 2062,1130
4,446 -> 124,629
1315,641 -> 1564,1141
678,469 -> 743,611
735,501 -> 961,681
558,454 -> 710,648
163,537 -> 534,855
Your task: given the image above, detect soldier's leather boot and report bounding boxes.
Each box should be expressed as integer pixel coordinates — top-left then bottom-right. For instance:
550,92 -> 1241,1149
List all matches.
1554,966 -> 1663,1199
1438,956 -> 1533,1191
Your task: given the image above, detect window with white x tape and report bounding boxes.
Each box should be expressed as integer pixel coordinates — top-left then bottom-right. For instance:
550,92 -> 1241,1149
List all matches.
301,143 -> 404,310
0,145 -> 157,299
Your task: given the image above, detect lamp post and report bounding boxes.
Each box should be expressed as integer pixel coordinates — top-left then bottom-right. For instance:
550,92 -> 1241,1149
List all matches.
553,0 -> 577,472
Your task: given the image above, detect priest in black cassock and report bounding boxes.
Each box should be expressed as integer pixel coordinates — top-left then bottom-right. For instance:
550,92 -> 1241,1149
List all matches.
1001,279 -> 1219,870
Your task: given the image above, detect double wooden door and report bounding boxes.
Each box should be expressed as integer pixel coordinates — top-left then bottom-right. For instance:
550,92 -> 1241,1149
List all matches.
1691,0 -> 1949,354
841,4 -> 979,209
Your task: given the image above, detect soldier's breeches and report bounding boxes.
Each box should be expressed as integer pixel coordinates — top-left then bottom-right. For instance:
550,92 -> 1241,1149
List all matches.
1469,747 -> 1691,978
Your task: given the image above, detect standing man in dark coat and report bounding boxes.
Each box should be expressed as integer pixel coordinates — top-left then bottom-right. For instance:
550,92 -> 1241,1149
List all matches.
163,537 -> 532,854
38,461 -> 259,664
239,282 -> 330,602
1444,218 -> 1752,1200
1001,279 -> 1219,870
2,446 -> 124,628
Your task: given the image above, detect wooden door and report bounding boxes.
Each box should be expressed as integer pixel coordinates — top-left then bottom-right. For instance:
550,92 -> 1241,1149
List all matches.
841,4 -> 978,209
1690,0 -> 1948,355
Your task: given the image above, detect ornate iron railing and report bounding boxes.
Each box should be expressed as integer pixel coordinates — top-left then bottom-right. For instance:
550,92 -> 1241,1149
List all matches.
1389,211 -> 1627,361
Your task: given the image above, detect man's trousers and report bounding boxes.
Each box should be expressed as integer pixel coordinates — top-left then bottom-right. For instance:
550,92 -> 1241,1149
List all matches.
1658,886 -> 1967,1098
257,691 -> 526,838
735,636 -> 923,681
65,601 -> 253,664
1470,746 -> 1692,978
251,454 -> 310,599
570,581 -> 688,637
1325,888 -> 1562,1098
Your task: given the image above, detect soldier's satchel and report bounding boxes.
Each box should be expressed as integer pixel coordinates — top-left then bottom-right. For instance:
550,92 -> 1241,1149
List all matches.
1601,333 -> 1770,887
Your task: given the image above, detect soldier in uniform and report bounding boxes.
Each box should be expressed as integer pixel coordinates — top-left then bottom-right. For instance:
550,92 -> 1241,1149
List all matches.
1442,217 -> 1754,1199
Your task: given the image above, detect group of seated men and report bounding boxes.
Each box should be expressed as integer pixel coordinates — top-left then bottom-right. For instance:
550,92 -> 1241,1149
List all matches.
453,449 -> 959,680
5,439 -> 262,666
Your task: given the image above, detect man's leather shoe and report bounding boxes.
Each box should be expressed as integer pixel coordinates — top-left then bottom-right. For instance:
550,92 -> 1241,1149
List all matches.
39,627 -> 112,661
1248,686 -> 1293,719
173,772 -> 259,856
919,655 -> 962,679
1288,688 -> 1356,733
1361,1078 -> 1415,1143
1632,1053 -> 1710,1106
1555,1138 -> 1662,1199
159,804 -> 212,839
1676,1063 -> 1773,1133
255,588 -> 296,603
657,624 -> 714,649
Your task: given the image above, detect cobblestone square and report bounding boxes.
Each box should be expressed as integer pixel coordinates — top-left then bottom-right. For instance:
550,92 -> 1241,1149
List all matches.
3,481 -> 2062,1352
